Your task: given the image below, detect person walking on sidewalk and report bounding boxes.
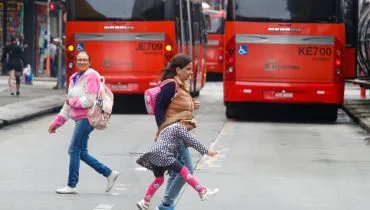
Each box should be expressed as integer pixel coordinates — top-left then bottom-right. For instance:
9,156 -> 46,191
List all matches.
136,113 -> 218,210
1,35 -> 25,96
48,51 -> 119,194
154,54 -> 201,210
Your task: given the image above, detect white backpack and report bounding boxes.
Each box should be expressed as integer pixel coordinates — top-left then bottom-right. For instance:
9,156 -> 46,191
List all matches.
88,76 -> 114,130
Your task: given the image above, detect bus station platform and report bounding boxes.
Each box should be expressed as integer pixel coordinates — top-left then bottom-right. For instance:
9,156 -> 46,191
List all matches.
343,82 -> 370,132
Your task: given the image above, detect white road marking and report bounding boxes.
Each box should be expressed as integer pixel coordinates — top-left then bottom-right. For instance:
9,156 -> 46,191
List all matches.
135,167 -> 148,171
93,204 -> 114,210
196,122 -> 231,170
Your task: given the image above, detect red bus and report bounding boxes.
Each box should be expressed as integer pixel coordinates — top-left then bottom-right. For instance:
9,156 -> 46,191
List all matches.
203,2 -> 226,75
224,0 -> 357,121
65,0 -> 207,97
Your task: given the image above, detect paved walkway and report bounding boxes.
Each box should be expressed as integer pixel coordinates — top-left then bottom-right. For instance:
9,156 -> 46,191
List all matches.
0,76 -> 65,128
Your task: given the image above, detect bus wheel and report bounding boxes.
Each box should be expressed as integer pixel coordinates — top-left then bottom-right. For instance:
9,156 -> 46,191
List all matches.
317,105 -> 338,122
226,103 -> 237,119
325,106 -> 338,122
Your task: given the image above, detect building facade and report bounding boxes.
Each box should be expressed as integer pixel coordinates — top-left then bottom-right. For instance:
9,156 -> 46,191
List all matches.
1,0 -> 63,76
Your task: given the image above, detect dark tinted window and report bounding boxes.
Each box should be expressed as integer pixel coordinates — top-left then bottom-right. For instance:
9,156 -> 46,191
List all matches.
342,0 -> 357,46
227,0 -> 340,23
67,0 -> 175,21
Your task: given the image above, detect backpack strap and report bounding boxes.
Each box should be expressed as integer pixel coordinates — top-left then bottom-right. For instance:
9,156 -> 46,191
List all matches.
160,79 -> 178,101
160,79 -> 178,91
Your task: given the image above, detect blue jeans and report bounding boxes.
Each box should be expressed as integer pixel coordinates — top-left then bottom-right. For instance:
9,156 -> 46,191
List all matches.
158,141 -> 194,209
67,119 -> 112,188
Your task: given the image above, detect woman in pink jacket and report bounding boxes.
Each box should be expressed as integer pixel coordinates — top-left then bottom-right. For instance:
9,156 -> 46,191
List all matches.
48,51 -> 119,194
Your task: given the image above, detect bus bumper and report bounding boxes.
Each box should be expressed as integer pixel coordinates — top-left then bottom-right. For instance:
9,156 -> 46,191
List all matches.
223,81 -> 344,104
104,75 -> 159,94
206,62 -> 223,74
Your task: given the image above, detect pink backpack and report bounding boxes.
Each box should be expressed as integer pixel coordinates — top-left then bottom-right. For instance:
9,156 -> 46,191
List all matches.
144,79 -> 177,115
88,76 -> 114,130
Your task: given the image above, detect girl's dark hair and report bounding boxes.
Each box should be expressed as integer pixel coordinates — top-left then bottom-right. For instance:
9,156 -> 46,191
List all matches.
160,54 -> 192,81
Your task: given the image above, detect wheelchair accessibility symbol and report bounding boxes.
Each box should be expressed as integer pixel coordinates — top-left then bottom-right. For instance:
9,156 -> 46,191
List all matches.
76,43 -> 84,51
238,45 -> 248,55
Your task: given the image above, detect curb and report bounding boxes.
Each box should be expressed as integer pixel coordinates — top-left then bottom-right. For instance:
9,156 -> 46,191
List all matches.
342,104 -> 370,133
0,95 -> 66,129
0,105 -> 62,127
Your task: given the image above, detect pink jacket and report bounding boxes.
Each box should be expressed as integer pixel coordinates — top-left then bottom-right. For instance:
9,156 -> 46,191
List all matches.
51,68 -> 100,129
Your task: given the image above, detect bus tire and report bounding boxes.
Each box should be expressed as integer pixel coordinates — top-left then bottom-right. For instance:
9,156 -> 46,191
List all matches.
226,103 -> 237,119
317,105 -> 338,122
325,106 -> 338,122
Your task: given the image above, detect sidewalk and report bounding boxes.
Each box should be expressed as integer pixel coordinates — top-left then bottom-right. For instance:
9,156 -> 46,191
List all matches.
0,76 -> 65,128
343,82 -> 370,132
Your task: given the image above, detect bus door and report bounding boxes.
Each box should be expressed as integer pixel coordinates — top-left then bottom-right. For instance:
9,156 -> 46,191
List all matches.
342,0 -> 357,78
179,0 -> 205,95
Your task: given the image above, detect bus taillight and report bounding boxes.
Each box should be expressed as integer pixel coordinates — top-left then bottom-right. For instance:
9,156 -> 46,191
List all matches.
68,45 -> 74,52
165,44 -> 172,52
335,59 -> 341,66
164,35 -> 174,64
224,36 -> 236,81
334,47 -> 343,80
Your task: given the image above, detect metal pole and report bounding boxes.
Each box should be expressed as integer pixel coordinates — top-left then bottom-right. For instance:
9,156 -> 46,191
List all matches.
46,0 -> 51,76
186,0 -> 193,57
57,7 -> 63,89
179,0 -> 185,53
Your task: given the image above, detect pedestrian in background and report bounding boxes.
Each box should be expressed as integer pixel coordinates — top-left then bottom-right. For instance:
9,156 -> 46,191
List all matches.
48,51 -> 119,194
49,36 -> 57,78
1,35 -> 25,96
136,112 -> 218,210
154,54 -> 201,210
18,34 -> 28,51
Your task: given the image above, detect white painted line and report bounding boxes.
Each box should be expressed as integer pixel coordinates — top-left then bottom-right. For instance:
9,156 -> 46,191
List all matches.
93,204 -> 114,210
196,122 -> 231,169
135,167 -> 148,171
117,183 -> 131,187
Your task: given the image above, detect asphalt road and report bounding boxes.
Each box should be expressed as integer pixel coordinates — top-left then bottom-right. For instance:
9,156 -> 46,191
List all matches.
1,82 -> 370,210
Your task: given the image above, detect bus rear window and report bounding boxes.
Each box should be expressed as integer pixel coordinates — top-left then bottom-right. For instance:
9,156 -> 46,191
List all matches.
227,0 -> 340,23
67,0 -> 175,21
206,16 -> 224,34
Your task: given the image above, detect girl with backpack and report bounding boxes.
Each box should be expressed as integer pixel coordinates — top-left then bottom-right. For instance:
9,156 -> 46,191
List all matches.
154,54 -> 201,210
136,112 -> 218,210
48,51 -> 119,194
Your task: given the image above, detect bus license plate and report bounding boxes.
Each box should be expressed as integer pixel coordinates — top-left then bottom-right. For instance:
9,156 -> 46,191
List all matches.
275,92 -> 293,98
111,84 -> 128,89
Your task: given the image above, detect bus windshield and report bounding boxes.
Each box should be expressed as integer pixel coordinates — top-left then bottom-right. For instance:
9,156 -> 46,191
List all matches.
227,0 -> 340,23
67,0 -> 175,21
